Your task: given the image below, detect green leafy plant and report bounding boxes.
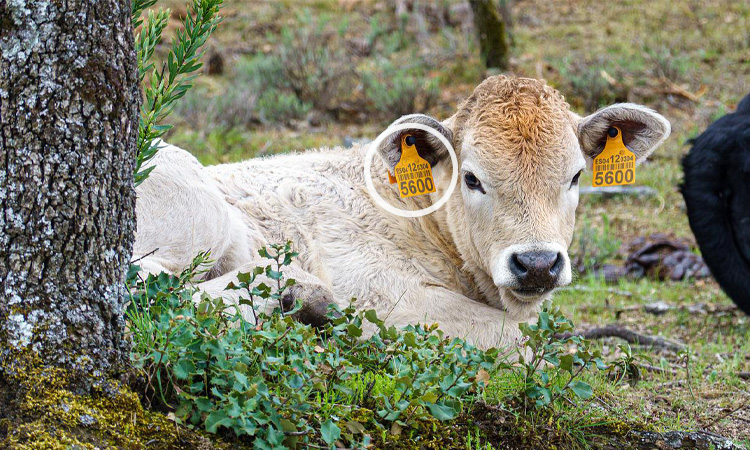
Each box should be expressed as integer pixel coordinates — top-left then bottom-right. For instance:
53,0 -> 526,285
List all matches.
516,302 -> 606,408
606,343 -> 642,387
340,310 -> 497,425
132,0 -> 223,186
126,245 -> 498,448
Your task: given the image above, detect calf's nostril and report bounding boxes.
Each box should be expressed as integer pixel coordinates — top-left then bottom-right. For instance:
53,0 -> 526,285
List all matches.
509,253 -> 528,277
550,252 -> 564,277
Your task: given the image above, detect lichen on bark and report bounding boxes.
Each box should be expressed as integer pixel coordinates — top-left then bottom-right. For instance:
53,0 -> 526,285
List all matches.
0,0 -> 140,381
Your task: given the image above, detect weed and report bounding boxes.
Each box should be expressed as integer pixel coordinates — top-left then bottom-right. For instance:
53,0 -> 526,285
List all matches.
363,59 -> 439,118
642,44 -> 692,82
515,302 -> 605,408
571,214 -> 622,275
556,58 -> 619,111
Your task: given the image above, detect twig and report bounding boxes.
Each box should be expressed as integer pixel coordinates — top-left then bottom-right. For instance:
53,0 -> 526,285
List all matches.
702,400 -> 750,430
283,430 -> 309,436
562,285 -> 632,297
130,247 -> 159,264
640,363 -> 679,376
579,186 -> 657,197
556,324 -> 685,353
655,380 -> 685,389
658,79 -> 707,102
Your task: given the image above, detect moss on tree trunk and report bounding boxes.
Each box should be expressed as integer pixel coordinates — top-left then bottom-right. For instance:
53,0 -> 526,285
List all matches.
469,0 -> 510,70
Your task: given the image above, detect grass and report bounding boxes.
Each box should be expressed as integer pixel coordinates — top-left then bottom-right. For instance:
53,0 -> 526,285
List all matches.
152,0 -> 750,445
560,275 -> 750,431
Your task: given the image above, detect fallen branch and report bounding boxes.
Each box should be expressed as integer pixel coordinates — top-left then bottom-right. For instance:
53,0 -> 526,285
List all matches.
616,301 -> 738,317
658,79 -> 708,102
579,186 -> 657,197
562,285 -> 633,297
702,399 -> 750,431
556,324 -> 686,353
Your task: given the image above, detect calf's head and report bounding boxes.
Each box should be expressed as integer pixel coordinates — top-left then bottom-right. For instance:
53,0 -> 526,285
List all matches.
378,76 -> 670,319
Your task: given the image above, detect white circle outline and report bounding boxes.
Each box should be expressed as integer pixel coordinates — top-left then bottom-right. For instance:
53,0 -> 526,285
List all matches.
364,122 -> 458,218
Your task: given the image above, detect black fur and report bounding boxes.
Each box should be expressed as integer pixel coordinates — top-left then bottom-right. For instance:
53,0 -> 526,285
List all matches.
681,93 -> 750,315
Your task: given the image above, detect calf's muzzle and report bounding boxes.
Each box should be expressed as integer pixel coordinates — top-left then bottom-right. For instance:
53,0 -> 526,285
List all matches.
509,250 -> 564,292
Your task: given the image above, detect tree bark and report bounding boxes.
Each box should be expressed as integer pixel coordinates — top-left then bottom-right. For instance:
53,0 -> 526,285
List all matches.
469,0 -> 510,70
0,0 -> 139,381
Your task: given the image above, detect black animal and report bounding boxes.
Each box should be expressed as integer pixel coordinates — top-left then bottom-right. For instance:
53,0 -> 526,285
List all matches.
682,94 -> 750,315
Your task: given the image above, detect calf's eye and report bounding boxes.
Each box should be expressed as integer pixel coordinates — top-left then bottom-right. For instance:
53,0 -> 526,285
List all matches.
570,170 -> 582,189
464,172 -> 485,193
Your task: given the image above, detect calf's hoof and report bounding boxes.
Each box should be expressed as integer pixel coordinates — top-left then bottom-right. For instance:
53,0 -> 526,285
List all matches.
282,283 -> 338,328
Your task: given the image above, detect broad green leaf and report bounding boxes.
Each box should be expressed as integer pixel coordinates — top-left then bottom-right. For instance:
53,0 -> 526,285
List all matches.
560,353 -> 574,373
426,402 -> 458,421
569,380 -> 593,399
320,419 -> 341,445
173,359 -> 195,380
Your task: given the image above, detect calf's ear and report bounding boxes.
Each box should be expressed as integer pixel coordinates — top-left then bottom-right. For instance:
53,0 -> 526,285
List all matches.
577,103 -> 671,165
377,114 -> 453,172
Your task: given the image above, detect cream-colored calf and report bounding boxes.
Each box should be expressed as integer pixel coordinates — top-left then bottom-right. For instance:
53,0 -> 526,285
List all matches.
133,76 -> 670,349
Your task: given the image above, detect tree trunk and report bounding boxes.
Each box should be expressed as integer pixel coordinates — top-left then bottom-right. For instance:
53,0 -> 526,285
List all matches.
0,0 -> 139,381
469,0 -> 510,70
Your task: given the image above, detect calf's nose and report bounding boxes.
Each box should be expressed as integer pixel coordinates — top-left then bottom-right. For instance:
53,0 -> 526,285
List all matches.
509,251 -> 564,289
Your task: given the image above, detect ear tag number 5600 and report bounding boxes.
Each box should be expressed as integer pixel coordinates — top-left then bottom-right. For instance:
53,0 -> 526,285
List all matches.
394,134 -> 436,198
592,126 -> 636,187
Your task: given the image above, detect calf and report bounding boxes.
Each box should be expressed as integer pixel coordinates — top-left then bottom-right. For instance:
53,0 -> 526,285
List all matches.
134,76 -> 670,349
682,94 -> 750,315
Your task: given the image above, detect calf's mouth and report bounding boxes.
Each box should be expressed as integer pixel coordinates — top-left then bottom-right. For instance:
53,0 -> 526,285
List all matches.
510,287 -> 554,301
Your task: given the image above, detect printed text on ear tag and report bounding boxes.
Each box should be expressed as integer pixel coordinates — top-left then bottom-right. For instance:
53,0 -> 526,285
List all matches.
592,126 -> 636,187
394,134 -> 436,198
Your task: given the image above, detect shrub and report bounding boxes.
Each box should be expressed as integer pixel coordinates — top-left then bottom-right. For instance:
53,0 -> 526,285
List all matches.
642,43 -> 691,82
126,245 -> 638,447
557,59 -> 618,112
126,245 -> 498,448
273,14 -> 358,114
256,90 -> 312,125
214,54 -> 313,127
363,59 -> 440,118
516,303 -> 604,408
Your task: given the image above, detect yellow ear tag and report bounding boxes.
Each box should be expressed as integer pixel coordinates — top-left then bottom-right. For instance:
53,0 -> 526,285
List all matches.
394,134 -> 437,198
592,126 -> 636,187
